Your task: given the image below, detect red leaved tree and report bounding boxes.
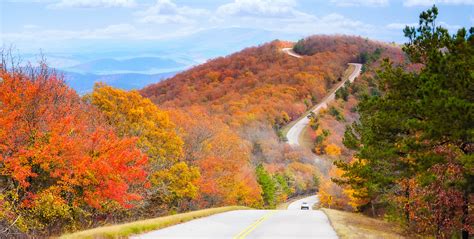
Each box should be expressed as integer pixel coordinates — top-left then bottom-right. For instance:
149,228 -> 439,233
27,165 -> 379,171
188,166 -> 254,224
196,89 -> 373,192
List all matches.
0,62 -> 147,235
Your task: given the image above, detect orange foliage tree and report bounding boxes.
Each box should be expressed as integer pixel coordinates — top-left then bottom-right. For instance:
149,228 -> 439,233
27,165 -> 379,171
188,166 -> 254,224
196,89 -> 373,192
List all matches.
89,84 -> 199,213
168,107 -> 263,208
0,65 -> 147,234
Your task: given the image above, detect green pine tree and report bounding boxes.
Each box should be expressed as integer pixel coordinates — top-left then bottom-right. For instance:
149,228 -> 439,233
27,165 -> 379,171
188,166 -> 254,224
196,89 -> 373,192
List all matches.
335,6 -> 473,237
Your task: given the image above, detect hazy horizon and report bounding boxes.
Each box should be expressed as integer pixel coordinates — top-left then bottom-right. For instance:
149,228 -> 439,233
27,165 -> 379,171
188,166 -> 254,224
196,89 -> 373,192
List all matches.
2,1 -> 473,65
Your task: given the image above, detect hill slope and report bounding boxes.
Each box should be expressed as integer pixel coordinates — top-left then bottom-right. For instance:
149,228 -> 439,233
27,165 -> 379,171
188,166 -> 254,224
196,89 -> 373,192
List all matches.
141,36 -> 398,129
139,36 -> 405,209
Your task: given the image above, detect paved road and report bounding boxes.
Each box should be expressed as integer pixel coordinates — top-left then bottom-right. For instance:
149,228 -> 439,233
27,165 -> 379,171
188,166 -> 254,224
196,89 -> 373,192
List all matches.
133,207 -> 337,238
286,62 -> 362,146
281,48 -> 303,58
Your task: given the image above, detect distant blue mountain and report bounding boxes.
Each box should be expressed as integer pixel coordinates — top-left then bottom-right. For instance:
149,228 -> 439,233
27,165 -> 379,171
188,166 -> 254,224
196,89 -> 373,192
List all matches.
66,57 -> 185,75
63,71 -> 177,95
32,27 -> 301,95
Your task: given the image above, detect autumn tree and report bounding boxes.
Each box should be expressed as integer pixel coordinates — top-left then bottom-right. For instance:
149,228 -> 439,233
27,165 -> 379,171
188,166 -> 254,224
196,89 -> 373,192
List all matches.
90,83 -> 182,167
0,63 -> 147,236
151,162 -> 200,210
168,107 -> 263,208
319,166 -> 365,211
89,84 -> 199,213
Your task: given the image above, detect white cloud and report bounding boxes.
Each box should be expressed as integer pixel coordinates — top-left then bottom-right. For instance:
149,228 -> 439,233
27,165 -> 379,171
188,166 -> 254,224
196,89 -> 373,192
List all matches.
403,0 -> 474,6
386,21 -> 462,32
212,0 -> 375,36
49,0 -> 136,9
216,0 -> 302,18
4,0 -> 383,52
2,22 -> 203,48
331,0 -> 389,7
137,0 -> 209,24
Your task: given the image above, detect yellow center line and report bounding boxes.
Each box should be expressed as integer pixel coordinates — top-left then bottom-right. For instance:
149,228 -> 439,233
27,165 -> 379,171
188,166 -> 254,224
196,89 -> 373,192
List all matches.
233,211 -> 277,239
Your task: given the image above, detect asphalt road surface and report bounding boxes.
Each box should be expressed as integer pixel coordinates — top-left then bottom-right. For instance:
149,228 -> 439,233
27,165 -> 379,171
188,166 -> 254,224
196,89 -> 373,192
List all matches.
281,48 -> 303,58
132,196 -> 338,238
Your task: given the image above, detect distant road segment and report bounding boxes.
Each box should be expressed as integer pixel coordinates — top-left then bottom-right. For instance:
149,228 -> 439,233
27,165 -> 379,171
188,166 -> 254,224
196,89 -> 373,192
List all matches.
285,62 -> 362,146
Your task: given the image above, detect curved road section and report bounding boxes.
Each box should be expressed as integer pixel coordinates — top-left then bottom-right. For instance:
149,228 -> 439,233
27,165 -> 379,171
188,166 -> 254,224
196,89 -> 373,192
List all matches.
286,61 -> 362,146
286,62 -> 362,146
281,48 -> 303,58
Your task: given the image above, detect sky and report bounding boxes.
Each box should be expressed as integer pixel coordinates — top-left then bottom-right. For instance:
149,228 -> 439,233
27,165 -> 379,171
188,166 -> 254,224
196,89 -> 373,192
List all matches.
1,0 -> 473,68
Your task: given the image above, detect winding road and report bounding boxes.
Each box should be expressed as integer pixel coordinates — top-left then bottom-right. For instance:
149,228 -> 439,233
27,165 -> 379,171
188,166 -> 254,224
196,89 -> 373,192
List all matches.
281,48 -> 303,58
286,61 -> 362,146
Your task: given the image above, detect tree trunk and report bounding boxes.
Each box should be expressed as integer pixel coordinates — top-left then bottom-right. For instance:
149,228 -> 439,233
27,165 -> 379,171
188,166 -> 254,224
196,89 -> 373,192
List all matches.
405,184 -> 410,223
371,200 -> 376,217
461,191 -> 469,239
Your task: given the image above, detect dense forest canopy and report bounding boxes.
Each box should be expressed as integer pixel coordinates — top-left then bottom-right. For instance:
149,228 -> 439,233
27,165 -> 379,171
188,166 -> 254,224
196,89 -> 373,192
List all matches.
141,37 -> 403,129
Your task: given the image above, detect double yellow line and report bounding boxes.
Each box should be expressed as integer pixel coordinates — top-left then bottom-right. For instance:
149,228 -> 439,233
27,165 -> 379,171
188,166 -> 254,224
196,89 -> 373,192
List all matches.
233,211 -> 277,239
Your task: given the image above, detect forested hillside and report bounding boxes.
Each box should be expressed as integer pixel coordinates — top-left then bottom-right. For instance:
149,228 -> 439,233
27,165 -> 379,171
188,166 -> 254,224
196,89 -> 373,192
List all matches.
289,36 -> 408,212
139,36 -> 404,211
141,37 -> 402,128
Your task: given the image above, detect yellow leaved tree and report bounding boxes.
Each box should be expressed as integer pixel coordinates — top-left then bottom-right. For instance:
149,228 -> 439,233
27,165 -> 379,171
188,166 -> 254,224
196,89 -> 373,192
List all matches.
89,83 -> 199,212
318,166 -> 365,211
325,144 -> 342,157
90,83 -> 183,166
152,162 -> 200,208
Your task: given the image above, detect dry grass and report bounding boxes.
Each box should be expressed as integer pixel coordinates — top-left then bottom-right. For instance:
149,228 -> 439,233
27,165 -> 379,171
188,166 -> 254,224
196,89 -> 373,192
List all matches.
298,124 -> 314,151
60,206 -> 248,239
322,208 -> 407,239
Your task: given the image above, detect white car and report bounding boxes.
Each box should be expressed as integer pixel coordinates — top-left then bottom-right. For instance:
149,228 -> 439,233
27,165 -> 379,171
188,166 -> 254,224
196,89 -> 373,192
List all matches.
300,202 -> 310,210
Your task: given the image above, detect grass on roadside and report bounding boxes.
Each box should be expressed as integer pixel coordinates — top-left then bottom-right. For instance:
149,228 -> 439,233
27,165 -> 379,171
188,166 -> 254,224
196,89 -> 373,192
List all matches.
321,208 -> 406,239
60,206 -> 249,239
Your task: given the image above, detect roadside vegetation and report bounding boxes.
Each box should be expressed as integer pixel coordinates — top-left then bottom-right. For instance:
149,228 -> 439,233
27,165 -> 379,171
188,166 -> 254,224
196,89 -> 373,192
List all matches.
308,6 -> 473,238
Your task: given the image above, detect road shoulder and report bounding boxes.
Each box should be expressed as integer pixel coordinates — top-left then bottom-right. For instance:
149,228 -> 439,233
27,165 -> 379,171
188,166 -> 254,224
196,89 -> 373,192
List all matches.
321,208 -> 407,239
